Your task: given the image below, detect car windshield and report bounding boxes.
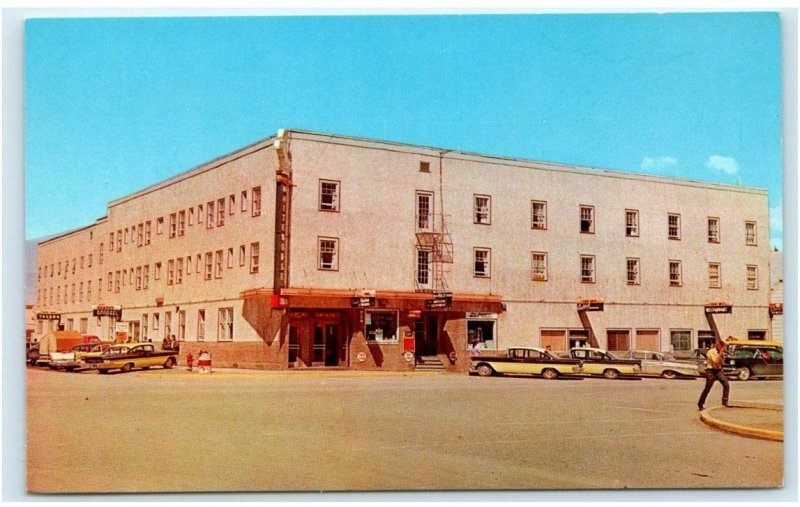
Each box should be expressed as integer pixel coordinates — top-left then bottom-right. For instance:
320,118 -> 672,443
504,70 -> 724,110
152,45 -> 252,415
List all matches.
605,351 -> 619,360
106,347 -> 129,355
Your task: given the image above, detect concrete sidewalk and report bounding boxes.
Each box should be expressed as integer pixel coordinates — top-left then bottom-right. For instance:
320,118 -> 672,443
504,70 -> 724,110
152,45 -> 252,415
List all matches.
137,367 -> 446,379
700,401 -> 783,441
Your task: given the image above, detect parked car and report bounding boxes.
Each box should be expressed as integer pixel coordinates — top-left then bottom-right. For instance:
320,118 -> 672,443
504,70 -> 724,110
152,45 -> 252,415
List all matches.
471,347 -> 583,379
26,342 -> 40,365
36,331 -> 99,366
49,342 -> 112,371
82,342 -> 178,374
722,340 -> 783,381
565,347 -> 641,379
619,350 -> 700,379
687,349 -> 708,375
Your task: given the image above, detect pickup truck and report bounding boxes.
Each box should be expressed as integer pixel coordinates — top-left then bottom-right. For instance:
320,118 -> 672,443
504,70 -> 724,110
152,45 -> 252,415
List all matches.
565,347 -> 641,379
49,342 -> 112,371
83,342 -> 178,373
471,346 -> 583,379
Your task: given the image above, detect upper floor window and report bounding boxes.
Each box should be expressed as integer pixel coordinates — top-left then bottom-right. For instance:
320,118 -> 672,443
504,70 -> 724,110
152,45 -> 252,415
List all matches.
708,217 -> 720,243
708,262 -> 721,288
214,250 -> 224,279
626,258 -> 640,285
198,204 -> 204,224
745,221 -> 757,245
669,260 -> 682,287
419,161 -> 431,173
116,230 -> 122,251
474,195 -> 491,225
167,259 -> 175,285
416,248 -> 432,288
531,252 -> 547,281
169,213 -> 177,238
580,255 -> 595,283
746,265 -> 758,290
145,221 -> 152,245
137,224 -> 144,246
580,206 -> 594,234
241,190 -> 248,212
154,262 -> 162,280
204,252 -> 213,280
176,257 -> 184,284
319,180 -> 340,212
473,248 -> 491,278
156,217 -> 164,235
318,237 -> 339,270
416,191 -> 433,231
252,186 -> 262,217
625,210 -> 639,237
229,194 -> 236,215
206,201 -> 215,229
668,213 -> 681,240
531,201 -> 547,230
178,211 -> 186,236
189,207 -> 195,226
217,198 -> 226,226
250,242 -> 260,273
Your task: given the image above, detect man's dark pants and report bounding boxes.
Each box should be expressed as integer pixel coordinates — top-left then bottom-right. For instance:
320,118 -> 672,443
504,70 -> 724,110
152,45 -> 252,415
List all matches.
698,368 -> 730,408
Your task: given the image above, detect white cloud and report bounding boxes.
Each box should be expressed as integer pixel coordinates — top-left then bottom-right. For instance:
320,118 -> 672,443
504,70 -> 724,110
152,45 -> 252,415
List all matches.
705,155 -> 739,175
641,156 -> 678,171
770,206 -> 782,233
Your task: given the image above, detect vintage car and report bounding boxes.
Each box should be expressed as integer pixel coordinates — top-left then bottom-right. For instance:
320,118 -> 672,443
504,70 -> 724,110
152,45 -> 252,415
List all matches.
688,349 -> 708,375
565,347 -> 641,379
619,350 -> 700,379
722,340 -> 783,381
49,342 -> 112,371
82,342 -> 178,373
471,347 -> 583,379
26,342 -> 41,365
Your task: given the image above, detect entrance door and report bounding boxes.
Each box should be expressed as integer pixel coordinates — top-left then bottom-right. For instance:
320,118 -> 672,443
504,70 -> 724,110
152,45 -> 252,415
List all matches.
414,316 -> 439,356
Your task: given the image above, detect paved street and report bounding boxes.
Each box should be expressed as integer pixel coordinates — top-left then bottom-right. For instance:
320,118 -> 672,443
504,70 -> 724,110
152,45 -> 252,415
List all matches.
26,367 -> 783,493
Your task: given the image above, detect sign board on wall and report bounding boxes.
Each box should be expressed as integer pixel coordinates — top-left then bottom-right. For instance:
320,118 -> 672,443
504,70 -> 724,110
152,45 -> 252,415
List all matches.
350,297 -> 375,308
36,313 -> 61,320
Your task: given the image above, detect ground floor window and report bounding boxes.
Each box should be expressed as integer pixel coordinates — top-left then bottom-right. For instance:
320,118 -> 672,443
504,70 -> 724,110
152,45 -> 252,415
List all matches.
635,329 -> 660,351
568,329 -> 589,349
142,314 -> 149,342
468,319 -> 496,350
697,331 -> 716,350
540,329 -> 566,352
670,330 -> 692,352
747,330 -> 767,340
178,310 -> 186,341
606,329 -> 631,352
79,318 -> 88,334
218,307 -> 234,341
197,310 -> 205,341
66,318 -> 74,330
365,310 -> 398,343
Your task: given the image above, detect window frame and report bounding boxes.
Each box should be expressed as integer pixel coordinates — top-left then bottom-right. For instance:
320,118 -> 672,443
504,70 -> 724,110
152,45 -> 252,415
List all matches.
251,186 -> 262,217
473,247 -> 491,278
626,257 -> 640,286
669,260 -> 682,287
745,221 -> 757,246
708,216 -> 720,243
667,213 -> 681,240
319,179 -> 341,212
579,205 -> 595,234
531,251 -> 548,282
625,209 -> 639,237
250,242 -> 260,273
318,237 -> 340,271
218,307 -> 234,341
531,200 -> 547,230
708,262 -> 722,289
416,191 -> 434,232
473,194 -> 492,225
746,264 -> 758,290
580,254 -> 596,284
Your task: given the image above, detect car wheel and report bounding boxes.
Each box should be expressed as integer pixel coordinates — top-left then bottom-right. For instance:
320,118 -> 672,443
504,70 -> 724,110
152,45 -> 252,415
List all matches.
98,369 -> 109,375
121,363 -> 133,374
603,369 -> 620,379
65,367 -> 75,372
737,368 -> 751,381
163,357 -> 176,369
541,368 -> 559,380
661,370 -> 678,380
476,364 -> 494,377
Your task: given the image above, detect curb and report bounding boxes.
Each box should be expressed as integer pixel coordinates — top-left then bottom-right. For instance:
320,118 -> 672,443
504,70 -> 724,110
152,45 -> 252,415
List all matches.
137,370 -> 446,380
699,402 -> 783,442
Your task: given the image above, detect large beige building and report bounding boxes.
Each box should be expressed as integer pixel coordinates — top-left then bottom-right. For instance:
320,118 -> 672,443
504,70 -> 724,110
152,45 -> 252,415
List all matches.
34,129 -> 773,371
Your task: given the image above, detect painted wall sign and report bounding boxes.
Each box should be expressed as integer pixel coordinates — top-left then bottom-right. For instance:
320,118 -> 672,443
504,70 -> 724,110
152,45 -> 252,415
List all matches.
351,296 -> 375,308
36,313 -> 61,320
356,352 -> 367,362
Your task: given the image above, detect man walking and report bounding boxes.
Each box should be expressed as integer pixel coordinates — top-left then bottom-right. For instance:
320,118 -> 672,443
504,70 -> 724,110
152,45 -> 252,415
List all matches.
698,339 -> 731,410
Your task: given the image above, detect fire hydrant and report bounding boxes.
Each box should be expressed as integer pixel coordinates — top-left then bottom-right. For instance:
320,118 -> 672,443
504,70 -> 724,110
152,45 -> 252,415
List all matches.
186,352 -> 194,372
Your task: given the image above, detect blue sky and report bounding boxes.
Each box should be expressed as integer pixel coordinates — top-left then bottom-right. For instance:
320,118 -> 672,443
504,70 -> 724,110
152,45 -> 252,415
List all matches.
24,13 -> 783,248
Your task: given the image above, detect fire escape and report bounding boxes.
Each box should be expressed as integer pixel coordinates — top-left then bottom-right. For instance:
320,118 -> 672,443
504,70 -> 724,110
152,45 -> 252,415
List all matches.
415,151 -> 454,295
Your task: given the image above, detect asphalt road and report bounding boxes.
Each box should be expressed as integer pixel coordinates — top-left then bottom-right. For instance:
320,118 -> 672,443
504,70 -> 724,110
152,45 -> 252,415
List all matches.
26,367 -> 784,494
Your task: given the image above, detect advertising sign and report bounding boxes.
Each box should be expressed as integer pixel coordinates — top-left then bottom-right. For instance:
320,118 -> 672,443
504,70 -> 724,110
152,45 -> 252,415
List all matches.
36,312 -> 61,321
350,296 -> 375,308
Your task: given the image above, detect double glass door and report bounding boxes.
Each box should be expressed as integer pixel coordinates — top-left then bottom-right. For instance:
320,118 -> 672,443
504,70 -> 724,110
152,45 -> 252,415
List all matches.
289,313 -> 344,367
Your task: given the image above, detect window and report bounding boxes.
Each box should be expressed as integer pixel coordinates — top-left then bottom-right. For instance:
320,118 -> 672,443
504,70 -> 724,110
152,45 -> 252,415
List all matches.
580,205 -> 594,233
747,330 -> 767,340
169,213 -> 177,238
697,331 -> 716,350
416,248 -> 431,288
473,195 -> 491,224
107,272 -> 113,291
708,262 -> 721,288
155,262 -> 162,280
178,210 -> 186,236
531,252 -> 547,281
250,242 -> 260,273
66,318 -> 74,330
88,254 -> 92,267
204,253 -> 213,280
167,259 -> 175,285
668,213 -> 680,239
99,247 -> 103,264
625,210 -> 639,237
176,257 -> 184,284
178,310 -> 186,341
80,256 -> 84,269
87,281 -> 92,301
137,223 -> 144,246
607,330 -> 631,352
670,330 -> 691,352
114,271 -> 120,293
187,256 -> 192,275
708,217 -> 720,243
217,198 -> 225,226
196,253 -> 202,273
745,221 -> 757,245
80,317 -> 88,334
218,307 -> 234,341
239,245 -> 246,267
318,238 -> 339,270
252,186 -> 262,217
580,255 -> 595,283
416,191 -> 433,231
145,221 -> 151,245
626,258 -> 640,285
198,204 -> 204,224
746,265 -> 758,290
79,282 -> 83,301
206,201 -> 215,229
153,312 -> 160,330
189,207 -> 194,226
143,265 -> 149,289
319,180 -> 340,212
419,161 -> 430,173
156,217 -> 164,235
365,310 -> 399,343
473,248 -> 491,278
141,315 -> 148,342
229,194 -> 236,215
531,201 -> 547,230
669,260 -> 682,287
124,228 -> 129,244
227,247 -> 234,268
165,311 -> 172,339
197,310 -> 206,341
116,230 -> 122,251
214,250 -> 223,279
241,190 -> 248,212
71,284 -> 75,303
135,267 -> 142,290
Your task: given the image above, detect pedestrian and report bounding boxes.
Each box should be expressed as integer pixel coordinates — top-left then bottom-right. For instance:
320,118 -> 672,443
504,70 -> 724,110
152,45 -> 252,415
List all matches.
697,339 -> 731,411
186,351 -> 194,372
471,341 -> 482,357
162,336 -> 170,351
